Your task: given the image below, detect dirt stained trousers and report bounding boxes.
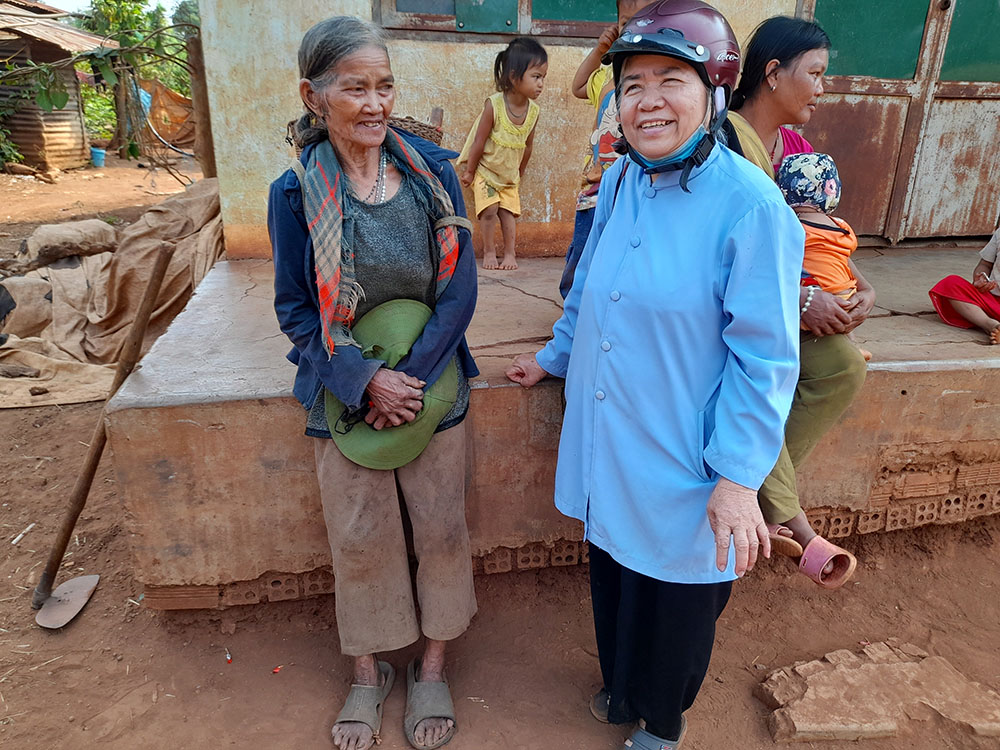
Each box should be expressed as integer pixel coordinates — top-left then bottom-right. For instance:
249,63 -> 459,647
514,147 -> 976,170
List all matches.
314,421 -> 477,656
758,332 -> 867,524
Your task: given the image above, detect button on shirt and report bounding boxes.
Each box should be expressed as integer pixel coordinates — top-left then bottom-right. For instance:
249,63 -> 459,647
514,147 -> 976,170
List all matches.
536,146 -> 804,584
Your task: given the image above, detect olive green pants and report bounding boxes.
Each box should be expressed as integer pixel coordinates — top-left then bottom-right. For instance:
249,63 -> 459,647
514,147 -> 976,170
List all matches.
758,333 -> 867,524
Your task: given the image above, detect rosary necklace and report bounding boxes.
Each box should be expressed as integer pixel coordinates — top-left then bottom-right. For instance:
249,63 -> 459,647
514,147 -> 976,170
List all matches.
363,147 -> 387,203
769,131 -> 780,163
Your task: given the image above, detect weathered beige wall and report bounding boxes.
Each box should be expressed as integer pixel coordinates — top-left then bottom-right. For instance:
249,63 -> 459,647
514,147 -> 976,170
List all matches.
393,39 -> 594,251
200,0 -> 795,259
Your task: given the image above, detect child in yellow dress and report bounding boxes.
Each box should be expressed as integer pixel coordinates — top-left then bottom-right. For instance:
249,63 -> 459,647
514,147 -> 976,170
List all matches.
457,37 -> 547,270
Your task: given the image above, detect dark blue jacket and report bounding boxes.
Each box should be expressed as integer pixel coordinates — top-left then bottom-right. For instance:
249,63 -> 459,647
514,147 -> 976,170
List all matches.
268,130 -> 479,411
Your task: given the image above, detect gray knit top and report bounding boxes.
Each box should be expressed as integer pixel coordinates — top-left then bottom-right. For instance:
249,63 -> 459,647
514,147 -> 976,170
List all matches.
306,173 -> 470,439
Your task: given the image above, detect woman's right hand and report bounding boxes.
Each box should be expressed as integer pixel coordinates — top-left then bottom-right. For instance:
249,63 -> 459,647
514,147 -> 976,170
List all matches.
801,287 -> 854,337
364,369 -> 425,430
706,477 -> 770,576
505,353 -> 548,388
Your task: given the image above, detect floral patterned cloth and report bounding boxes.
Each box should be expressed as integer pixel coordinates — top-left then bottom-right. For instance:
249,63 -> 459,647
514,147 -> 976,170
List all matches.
776,152 -> 841,214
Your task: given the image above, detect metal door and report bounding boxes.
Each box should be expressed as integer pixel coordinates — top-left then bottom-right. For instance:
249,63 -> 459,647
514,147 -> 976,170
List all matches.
801,0 -> 1000,242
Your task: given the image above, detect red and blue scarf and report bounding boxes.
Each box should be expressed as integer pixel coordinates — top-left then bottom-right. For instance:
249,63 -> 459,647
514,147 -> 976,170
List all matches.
294,128 -> 470,353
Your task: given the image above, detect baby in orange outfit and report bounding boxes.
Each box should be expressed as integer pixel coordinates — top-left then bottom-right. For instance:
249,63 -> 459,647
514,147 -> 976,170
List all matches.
777,152 -> 872,360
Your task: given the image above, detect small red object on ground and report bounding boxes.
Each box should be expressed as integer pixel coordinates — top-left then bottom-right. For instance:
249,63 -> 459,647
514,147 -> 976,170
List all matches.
272,664 -> 284,674
225,648 -> 232,664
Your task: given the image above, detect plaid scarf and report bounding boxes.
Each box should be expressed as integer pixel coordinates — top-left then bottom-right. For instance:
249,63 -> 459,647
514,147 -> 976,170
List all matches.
293,128 -> 470,353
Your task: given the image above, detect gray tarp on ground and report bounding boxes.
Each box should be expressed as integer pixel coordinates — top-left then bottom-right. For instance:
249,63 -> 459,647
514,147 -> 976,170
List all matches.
0,177 -> 223,408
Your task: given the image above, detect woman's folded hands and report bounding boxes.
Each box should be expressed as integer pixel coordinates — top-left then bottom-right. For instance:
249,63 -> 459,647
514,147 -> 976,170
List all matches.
364,368 -> 425,430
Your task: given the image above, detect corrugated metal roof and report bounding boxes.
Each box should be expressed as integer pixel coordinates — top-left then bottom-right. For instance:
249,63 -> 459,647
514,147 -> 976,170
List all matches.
1,0 -> 64,15
0,39 -> 88,170
0,2 -> 118,53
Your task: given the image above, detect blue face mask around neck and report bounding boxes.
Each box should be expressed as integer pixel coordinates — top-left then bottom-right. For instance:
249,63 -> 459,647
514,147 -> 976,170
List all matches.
628,123 -> 709,173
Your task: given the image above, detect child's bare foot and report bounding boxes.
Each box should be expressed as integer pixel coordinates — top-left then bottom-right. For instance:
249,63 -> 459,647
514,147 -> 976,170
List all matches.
990,325 -> 1000,345
499,253 -> 518,270
482,251 -> 499,270
766,523 -> 803,557
766,517 -> 835,577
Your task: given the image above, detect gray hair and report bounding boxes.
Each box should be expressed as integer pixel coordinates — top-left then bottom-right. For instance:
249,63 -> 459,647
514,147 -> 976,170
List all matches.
292,16 -> 389,149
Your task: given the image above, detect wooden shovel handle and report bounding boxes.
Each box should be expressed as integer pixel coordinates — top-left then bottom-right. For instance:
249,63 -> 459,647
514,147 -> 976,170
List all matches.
32,242 -> 175,610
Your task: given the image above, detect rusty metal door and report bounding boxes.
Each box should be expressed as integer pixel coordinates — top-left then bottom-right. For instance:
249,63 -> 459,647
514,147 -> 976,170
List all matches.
801,0 -> 1000,242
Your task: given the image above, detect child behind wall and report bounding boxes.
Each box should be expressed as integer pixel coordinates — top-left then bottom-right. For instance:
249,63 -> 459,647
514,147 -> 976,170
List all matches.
561,0 -> 648,298
776,152 -> 872,361
456,37 -> 548,271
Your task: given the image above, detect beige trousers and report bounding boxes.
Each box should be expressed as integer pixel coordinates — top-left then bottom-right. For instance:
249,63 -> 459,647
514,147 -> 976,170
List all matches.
314,421 -> 477,656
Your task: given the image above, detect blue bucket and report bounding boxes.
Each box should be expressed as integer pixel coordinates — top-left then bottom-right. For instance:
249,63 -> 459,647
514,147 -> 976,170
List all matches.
90,147 -> 106,168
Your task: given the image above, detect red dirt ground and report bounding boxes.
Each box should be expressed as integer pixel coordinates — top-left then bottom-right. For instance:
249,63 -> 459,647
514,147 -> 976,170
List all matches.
0,154 -> 200,259
2,162 -> 999,749
3,408 -> 999,750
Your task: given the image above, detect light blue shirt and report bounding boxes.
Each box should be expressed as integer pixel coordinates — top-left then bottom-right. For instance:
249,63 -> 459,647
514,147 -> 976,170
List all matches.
536,144 -> 804,584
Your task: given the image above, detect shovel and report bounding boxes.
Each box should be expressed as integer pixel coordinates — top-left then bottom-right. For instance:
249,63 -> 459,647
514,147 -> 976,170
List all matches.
32,242 -> 175,628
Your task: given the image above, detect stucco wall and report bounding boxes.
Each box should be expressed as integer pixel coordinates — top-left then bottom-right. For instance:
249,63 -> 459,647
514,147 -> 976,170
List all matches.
200,0 -> 795,259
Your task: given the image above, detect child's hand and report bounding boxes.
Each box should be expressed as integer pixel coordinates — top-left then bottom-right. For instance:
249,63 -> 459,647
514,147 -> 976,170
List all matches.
596,25 -> 620,56
974,272 -> 997,293
460,170 -> 474,188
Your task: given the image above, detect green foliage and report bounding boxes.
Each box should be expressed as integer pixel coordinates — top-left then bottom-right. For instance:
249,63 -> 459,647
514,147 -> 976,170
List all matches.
6,58 -> 70,113
0,0 -> 199,160
77,0 -> 150,46
75,1 -> 193,95
78,71 -> 116,141
0,109 -> 22,163
0,68 -> 29,162
172,0 -> 201,39
0,132 -> 22,164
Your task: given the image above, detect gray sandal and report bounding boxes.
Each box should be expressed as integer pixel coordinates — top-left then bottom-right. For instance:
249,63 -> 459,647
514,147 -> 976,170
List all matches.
333,660 -> 396,744
590,688 -> 610,723
403,658 -> 457,749
624,717 -> 687,750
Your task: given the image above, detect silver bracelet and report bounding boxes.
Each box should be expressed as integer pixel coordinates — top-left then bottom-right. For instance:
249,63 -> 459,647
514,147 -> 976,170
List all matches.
800,286 -> 818,316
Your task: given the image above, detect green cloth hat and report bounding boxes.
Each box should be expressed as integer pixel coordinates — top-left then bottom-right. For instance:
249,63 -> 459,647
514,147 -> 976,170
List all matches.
326,299 -> 458,470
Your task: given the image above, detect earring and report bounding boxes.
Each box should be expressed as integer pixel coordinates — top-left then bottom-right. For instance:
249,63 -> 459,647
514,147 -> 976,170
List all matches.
770,84 -> 776,92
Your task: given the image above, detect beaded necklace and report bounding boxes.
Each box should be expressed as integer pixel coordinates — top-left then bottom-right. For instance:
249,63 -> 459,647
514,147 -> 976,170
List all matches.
362,147 -> 387,203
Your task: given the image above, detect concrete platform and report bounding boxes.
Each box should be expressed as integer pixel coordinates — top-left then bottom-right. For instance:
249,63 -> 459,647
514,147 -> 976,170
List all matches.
105,249 -> 1000,608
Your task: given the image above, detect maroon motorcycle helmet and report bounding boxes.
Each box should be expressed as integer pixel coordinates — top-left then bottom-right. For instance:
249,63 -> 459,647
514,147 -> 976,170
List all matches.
604,0 -> 740,101
602,0 -> 741,188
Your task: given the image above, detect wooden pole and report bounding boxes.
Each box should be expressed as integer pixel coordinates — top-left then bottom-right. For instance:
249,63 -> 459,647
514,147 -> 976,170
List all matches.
31,243 -> 175,610
187,35 -> 217,178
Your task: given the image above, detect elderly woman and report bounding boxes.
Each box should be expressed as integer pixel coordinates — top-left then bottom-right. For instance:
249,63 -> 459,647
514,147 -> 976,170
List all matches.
506,1 -> 803,747
269,17 -> 477,750
727,16 -> 872,585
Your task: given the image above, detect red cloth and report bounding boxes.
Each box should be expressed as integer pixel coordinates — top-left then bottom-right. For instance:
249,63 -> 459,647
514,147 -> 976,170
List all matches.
929,274 -> 1000,328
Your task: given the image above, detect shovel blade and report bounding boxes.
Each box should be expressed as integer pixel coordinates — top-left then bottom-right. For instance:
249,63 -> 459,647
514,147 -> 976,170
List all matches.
35,574 -> 100,629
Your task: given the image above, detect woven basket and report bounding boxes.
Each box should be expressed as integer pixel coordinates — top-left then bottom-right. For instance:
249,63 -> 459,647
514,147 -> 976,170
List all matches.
286,115 -> 443,157
388,116 -> 443,145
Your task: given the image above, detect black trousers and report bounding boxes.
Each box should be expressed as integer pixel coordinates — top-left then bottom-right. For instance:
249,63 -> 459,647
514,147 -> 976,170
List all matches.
589,542 -> 732,741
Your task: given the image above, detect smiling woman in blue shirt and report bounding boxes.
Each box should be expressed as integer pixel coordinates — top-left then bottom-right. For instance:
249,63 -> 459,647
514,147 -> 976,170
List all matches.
506,2 -> 803,748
